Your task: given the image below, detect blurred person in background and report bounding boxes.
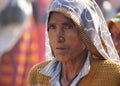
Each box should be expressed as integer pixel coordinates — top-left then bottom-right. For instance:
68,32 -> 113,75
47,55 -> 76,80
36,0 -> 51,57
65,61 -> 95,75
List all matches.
27,0 -> 39,23
37,0 -> 50,23
27,0 -> 53,60
107,12 -> 120,57
37,0 -> 53,60
27,0 -> 50,23
0,0 -> 45,86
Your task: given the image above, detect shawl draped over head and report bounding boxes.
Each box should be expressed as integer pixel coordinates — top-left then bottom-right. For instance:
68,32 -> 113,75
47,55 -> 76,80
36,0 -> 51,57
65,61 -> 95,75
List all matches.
45,0 -> 120,63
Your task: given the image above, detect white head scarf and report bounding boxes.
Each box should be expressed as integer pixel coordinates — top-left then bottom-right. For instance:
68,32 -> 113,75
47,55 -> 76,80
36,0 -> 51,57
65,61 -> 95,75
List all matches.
45,0 -> 120,63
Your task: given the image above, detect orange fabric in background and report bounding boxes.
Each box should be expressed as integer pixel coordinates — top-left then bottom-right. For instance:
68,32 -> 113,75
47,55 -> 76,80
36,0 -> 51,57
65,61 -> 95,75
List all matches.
0,17 -> 45,86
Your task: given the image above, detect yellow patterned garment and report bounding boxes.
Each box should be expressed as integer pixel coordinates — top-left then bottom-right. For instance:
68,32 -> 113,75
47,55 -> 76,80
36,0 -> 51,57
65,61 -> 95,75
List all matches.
28,57 -> 120,86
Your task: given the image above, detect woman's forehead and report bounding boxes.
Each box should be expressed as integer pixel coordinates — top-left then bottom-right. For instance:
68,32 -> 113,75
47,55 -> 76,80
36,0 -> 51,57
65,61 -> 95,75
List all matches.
49,12 -> 75,24
49,12 -> 68,21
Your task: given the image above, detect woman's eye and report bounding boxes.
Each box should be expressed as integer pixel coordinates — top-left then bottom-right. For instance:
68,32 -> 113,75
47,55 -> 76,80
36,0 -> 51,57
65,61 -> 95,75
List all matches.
48,24 -> 56,30
63,23 -> 74,29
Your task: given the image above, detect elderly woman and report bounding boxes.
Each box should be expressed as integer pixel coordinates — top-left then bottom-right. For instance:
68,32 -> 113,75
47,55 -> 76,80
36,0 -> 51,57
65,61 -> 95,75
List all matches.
28,0 -> 120,86
107,12 -> 120,57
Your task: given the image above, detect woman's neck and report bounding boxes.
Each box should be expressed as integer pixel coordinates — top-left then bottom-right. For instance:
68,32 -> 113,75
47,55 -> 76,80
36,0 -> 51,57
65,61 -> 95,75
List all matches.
60,49 -> 88,86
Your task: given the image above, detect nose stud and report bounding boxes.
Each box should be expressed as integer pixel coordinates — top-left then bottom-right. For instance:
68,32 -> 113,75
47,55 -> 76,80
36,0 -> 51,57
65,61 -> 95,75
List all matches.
59,36 -> 65,42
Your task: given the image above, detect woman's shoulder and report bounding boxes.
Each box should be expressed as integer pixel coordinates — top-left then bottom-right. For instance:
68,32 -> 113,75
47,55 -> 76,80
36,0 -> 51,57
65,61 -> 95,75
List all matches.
99,60 -> 120,68
98,60 -> 120,72
79,59 -> 120,86
28,60 -> 51,76
92,55 -> 120,71
27,60 -> 51,84
30,60 -> 51,70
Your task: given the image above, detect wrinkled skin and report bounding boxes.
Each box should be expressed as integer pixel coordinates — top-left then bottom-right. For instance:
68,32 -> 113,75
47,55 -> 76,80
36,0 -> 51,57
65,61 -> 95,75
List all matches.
48,12 -> 87,86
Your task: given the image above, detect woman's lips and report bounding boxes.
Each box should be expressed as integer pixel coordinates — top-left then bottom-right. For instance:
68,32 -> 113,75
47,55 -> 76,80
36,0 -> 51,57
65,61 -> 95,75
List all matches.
56,47 -> 66,50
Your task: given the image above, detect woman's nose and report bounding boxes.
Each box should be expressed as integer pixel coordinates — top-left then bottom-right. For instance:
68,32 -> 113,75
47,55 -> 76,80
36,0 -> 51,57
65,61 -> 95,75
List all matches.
55,28 -> 65,42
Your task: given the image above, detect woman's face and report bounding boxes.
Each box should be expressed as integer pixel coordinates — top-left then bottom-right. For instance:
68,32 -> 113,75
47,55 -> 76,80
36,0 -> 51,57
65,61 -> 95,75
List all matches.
48,12 -> 85,62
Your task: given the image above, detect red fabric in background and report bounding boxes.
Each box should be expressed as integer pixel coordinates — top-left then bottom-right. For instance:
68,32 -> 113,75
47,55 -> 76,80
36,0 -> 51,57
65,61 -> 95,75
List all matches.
0,17 -> 45,86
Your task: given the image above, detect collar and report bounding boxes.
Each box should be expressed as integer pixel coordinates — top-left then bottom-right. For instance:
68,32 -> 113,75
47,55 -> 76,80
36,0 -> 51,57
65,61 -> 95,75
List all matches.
38,52 -> 91,86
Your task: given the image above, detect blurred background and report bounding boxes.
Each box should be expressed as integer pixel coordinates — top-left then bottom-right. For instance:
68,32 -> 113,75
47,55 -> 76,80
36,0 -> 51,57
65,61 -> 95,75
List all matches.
1,0 -> 119,24
28,0 -> 120,23
96,0 -> 120,20
28,0 -> 120,24
0,0 -> 120,86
